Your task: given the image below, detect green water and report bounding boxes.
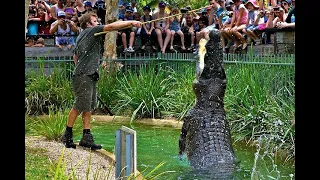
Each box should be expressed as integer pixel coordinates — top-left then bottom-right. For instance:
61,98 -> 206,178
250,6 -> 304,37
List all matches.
75,121 -> 295,180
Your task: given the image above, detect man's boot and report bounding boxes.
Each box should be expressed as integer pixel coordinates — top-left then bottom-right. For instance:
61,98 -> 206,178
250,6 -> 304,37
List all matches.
79,133 -> 102,150
61,131 -> 76,149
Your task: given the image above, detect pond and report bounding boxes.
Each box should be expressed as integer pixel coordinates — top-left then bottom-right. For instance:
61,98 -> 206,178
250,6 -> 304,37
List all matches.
74,120 -> 295,180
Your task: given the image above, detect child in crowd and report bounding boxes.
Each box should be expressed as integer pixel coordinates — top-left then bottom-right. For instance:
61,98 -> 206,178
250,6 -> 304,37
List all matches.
230,0 -> 249,50
243,0 -> 264,45
140,5 -> 157,51
169,8 -> 186,51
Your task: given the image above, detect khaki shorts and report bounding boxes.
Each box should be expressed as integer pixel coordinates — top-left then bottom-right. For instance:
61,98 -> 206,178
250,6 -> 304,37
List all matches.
71,74 -> 97,112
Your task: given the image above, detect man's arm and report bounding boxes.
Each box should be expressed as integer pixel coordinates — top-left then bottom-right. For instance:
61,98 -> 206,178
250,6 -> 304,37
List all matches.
103,20 -> 141,32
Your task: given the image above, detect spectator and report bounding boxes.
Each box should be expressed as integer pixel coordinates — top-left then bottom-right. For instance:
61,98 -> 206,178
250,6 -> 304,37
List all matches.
194,0 -> 224,54
64,0 -> 77,19
153,1 -> 171,53
27,6 -> 39,36
118,6 -> 136,52
76,1 -> 94,17
25,37 -> 35,47
280,0 -> 291,14
169,7 -> 186,51
140,5 -> 157,51
276,1 -> 294,29
219,0 -> 235,52
94,0 -> 106,25
130,0 -> 138,13
248,8 -> 268,45
46,0 -> 58,7
50,11 -> 79,49
266,6 -> 286,28
37,4 -> 53,35
34,37 -> 46,47
181,13 -> 197,50
284,0 -> 295,23
216,0 -> 230,29
133,12 -> 142,35
230,0 -> 249,50
50,0 -> 66,21
242,0 -> 263,45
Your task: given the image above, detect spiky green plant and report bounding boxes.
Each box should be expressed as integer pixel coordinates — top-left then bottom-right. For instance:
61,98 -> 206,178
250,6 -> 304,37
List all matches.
26,108 -> 82,141
114,61 -> 174,121
25,59 -> 73,115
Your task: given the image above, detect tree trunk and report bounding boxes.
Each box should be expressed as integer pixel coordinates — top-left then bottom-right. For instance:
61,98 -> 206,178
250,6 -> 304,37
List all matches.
103,0 -> 120,72
25,0 -> 31,39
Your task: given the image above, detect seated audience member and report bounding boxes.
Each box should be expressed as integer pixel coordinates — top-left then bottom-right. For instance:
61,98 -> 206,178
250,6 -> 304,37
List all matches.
216,0 -> 231,29
34,37 -> 46,47
29,4 -> 53,35
153,1 -> 171,53
230,0 -> 249,50
76,1 -> 94,17
280,0 -> 291,15
50,11 -> 79,49
219,0 -> 235,52
130,0 -> 138,13
276,0 -> 295,28
181,13 -> 197,50
140,5 -> 157,50
25,37 -> 35,47
118,6 -> 136,52
94,0 -> 106,24
266,6 -> 286,28
249,9 -> 268,45
242,0 -> 264,45
276,5 -> 294,29
194,0 -> 224,54
220,11 -> 234,52
133,12 -> 142,35
27,7 -> 39,36
50,0 -> 66,21
169,7 -> 186,51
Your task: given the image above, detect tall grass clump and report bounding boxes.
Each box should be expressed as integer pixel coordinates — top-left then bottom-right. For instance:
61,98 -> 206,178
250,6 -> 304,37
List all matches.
97,66 -> 122,110
114,61 -> 174,120
26,108 -> 82,141
162,64 -> 196,120
25,59 -> 74,115
224,60 -> 295,160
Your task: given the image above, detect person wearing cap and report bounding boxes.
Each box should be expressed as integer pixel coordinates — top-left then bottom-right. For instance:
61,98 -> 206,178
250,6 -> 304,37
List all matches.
242,0 -> 264,45
153,1 -> 171,53
276,0 -> 294,29
217,0 -> 234,52
76,0 -> 94,18
280,0 -> 291,14
140,5 -> 157,51
118,6 -> 136,52
60,11 -> 141,150
50,11 -> 79,49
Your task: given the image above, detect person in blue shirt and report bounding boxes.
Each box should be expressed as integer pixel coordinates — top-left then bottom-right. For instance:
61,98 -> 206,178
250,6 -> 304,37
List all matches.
118,6 -> 136,52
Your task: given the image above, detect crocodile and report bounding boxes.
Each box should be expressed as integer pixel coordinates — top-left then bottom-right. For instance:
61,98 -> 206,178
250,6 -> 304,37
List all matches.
178,29 -> 237,178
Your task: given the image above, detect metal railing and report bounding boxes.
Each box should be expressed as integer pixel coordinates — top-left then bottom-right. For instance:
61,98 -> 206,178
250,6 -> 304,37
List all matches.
25,53 -> 295,97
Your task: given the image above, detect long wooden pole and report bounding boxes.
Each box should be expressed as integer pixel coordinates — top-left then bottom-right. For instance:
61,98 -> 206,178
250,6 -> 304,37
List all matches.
94,5 -> 212,36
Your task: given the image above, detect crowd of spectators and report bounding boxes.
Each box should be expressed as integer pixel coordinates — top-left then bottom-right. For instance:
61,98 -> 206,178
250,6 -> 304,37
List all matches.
25,0 -> 295,54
